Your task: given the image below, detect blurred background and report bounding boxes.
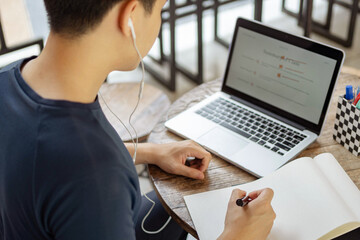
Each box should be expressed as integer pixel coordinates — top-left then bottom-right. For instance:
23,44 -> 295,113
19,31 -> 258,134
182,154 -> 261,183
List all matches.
1,0 -> 359,213
1,0 -> 359,101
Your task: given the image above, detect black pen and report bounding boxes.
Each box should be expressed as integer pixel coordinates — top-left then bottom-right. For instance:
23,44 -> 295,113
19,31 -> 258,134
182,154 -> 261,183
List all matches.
236,195 -> 251,207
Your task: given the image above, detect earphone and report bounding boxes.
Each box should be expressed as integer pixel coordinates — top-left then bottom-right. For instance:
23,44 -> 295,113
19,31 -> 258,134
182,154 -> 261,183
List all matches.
100,18 -> 171,236
128,19 -> 145,101
127,18 -> 145,163
128,18 -> 137,41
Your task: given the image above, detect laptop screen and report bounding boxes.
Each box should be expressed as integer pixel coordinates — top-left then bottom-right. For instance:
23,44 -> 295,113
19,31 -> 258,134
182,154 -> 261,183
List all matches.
223,18 -> 344,134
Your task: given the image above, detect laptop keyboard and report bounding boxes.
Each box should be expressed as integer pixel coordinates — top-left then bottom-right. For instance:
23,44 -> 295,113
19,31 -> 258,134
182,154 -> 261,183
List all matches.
195,98 -> 307,156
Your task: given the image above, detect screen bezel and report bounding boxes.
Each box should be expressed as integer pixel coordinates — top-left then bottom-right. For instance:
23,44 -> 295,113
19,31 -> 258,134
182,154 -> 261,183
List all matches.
222,18 -> 344,135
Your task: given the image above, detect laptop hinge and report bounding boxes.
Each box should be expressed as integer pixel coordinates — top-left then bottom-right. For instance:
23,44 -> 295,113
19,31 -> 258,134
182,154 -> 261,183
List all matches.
229,95 -> 306,131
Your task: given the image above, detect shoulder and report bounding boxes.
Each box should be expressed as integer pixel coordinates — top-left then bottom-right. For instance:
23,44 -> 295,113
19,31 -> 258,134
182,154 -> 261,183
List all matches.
36,109 -> 136,184
0,59 -> 22,84
0,58 -> 29,74
0,58 -> 35,86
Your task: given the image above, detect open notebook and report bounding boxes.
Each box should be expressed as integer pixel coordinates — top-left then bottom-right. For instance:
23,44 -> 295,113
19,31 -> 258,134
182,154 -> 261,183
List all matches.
184,153 -> 360,240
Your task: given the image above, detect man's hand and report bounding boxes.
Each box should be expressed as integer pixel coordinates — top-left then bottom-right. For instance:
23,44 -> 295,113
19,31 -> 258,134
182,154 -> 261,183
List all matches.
126,140 -> 212,179
218,188 -> 276,240
151,140 -> 212,179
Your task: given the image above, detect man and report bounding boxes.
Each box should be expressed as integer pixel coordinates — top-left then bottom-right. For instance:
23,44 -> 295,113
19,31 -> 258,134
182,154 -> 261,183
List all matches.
0,0 -> 276,239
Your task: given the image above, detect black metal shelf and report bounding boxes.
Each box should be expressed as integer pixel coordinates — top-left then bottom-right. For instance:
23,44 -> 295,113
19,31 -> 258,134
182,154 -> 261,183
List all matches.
282,0 -> 359,47
146,0 -> 263,91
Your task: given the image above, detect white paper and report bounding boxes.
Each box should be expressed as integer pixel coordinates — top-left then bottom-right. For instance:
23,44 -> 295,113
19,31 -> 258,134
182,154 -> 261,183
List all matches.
314,153 -> 360,220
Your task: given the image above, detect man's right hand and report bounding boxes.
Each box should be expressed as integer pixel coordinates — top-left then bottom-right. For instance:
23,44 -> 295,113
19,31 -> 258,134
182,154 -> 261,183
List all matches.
218,188 -> 276,240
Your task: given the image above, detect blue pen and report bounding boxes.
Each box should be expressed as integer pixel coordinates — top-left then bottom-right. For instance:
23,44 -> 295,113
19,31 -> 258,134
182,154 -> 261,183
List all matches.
345,85 -> 354,103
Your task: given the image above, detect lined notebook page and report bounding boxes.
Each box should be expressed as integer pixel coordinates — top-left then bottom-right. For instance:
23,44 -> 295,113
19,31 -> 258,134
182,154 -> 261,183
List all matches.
184,154 -> 360,240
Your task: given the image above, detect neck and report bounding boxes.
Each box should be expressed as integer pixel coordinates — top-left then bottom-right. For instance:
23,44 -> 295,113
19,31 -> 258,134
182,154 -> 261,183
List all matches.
22,32 -> 115,104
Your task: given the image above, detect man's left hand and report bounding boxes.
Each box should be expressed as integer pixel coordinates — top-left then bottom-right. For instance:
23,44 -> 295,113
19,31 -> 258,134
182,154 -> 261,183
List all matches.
127,140 -> 212,180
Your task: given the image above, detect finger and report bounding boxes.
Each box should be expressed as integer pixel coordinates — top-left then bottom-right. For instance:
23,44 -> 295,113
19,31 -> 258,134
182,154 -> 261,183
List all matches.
198,154 -> 211,172
187,147 -> 212,172
229,189 -> 247,204
177,164 -> 204,179
248,188 -> 274,204
187,161 -> 202,169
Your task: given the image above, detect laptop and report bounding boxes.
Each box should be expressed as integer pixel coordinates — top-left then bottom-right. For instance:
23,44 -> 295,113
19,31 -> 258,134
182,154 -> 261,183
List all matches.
165,18 -> 344,177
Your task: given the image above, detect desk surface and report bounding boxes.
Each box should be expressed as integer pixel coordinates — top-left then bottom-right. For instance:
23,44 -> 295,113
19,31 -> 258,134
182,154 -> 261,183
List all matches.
148,66 -> 360,239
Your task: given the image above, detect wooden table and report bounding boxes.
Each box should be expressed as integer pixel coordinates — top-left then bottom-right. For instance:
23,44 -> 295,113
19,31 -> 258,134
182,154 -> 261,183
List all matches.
99,82 -> 171,142
148,66 -> 360,239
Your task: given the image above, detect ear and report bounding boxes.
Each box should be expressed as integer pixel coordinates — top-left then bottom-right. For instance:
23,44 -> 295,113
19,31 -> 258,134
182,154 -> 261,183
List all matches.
118,0 -> 138,37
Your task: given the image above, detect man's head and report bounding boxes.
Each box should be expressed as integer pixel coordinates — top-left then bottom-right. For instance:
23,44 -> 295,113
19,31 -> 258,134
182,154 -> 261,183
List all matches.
43,0 -> 156,38
42,0 -> 167,71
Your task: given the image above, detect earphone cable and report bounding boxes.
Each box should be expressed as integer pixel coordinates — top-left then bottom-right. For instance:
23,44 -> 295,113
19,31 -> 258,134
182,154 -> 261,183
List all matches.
98,91 -> 136,152
141,193 -> 172,234
99,19 -> 171,235
128,27 -> 173,234
128,35 -> 145,162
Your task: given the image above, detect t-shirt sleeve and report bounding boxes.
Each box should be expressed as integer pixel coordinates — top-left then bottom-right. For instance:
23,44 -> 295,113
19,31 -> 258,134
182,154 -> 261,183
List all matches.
43,168 -> 138,240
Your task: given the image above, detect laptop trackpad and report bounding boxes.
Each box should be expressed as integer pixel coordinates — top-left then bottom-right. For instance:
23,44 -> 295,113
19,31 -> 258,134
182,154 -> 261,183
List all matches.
197,127 -> 249,157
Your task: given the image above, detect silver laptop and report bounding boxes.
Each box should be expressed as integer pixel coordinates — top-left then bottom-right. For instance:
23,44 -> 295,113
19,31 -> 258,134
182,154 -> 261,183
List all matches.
165,18 -> 345,177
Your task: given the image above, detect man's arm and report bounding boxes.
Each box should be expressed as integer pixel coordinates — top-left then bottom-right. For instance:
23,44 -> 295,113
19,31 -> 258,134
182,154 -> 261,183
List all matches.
125,140 -> 212,180
125,142 -> 160,165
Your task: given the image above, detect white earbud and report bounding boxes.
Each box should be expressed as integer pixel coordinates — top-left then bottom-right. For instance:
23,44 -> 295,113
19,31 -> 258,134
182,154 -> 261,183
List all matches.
127,18 -> 144,101
128,18 -> 136,40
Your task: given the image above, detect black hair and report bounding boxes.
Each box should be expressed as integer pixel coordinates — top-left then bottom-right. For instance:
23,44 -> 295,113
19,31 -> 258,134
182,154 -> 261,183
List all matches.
43,0 -> 156,37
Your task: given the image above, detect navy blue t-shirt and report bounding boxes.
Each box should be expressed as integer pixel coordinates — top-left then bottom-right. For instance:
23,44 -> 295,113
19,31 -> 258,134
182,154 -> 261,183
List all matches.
0,58 -> 141,239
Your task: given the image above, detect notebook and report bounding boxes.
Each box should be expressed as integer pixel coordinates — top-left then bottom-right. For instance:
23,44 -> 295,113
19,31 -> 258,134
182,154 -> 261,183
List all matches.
184,153 -> 360,240
165,18 -> 344,177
